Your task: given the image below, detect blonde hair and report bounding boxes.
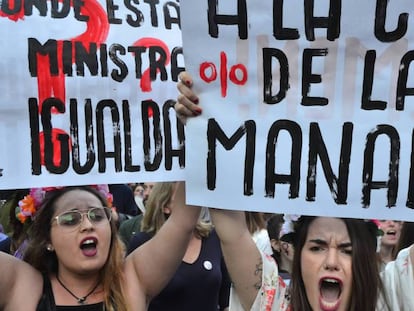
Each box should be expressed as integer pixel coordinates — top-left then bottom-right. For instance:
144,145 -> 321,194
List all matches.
245,211 -> 267,235
100,222 -> 127,311
141,182 -> 211,238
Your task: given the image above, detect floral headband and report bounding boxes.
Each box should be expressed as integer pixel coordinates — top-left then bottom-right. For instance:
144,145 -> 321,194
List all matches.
16,185 -> 113,224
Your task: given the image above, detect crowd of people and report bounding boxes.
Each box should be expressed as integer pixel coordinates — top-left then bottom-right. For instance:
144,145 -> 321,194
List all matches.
0,177 -> 412,311
0,72 -> 414,311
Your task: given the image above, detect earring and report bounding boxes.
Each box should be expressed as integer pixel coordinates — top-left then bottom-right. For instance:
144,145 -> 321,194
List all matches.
46,244 -> 54,252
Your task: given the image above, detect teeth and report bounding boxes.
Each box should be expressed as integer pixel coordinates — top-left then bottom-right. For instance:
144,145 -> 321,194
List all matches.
324,278 -> 339,284
321,299 -> 339,309
83,239 -> 95,245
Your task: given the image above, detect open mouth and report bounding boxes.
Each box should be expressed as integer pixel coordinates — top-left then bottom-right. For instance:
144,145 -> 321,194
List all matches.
386,230 -> 396,236
319,278 -> 342,311
80,237 -> 98,257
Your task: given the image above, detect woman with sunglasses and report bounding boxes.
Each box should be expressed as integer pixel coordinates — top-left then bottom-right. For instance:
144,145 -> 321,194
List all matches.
0,182 -> 200,310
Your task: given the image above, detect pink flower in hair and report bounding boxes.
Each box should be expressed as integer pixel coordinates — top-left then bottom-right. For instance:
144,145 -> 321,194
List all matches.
16,185 -> 113,224
16,191 -> 44,224
90,184 -> 113,207
29,188 -> 46,208
371,219 -> 381,228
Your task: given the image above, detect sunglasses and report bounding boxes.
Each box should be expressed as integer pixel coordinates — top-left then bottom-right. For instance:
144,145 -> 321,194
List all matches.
53,207 -> 112,228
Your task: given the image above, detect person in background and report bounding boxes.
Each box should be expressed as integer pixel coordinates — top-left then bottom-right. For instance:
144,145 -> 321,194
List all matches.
0,182 -> 201,310
128,182 -> 231,311
132,183 -> 146,214
266,214 -> 295,285
266,214 -> 283,259
395,221 -> 414,254
108,184 -> 140,225
142,182 -> 156,205
381,220 -> 414,311
132,183 -> 144,196
245,211 -> 273,256
118,182 -> 157,246
376,219 -> 403,271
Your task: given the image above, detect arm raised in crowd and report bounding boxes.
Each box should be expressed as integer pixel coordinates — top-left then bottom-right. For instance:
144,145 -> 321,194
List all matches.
175,71 -> 203,123
175,72 -> 263,309
124,181 -> 201,306
209,208 -> 262,310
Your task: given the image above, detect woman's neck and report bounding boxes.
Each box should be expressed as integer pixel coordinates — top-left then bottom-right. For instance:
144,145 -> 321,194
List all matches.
379,244 -> 394,263
55,269 -> 101,287
183,233 -> 202,263
51,271 -> 103,305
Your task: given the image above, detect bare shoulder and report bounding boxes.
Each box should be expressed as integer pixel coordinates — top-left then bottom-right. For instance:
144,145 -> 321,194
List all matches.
0,253 -> 43,311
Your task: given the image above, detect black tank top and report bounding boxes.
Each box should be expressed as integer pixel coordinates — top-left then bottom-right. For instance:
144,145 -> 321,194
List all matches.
36,275 -> 104,311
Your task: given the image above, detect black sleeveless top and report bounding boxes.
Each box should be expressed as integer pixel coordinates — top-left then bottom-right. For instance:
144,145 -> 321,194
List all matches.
36,275 -> 105,311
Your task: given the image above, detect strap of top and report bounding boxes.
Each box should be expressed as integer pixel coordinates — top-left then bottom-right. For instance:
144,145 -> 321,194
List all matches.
36,274 -> 56,311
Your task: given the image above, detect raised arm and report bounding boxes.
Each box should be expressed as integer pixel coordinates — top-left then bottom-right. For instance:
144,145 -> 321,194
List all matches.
175,71 -> 202,123
0,252 -> 42,311
124,182 -> 201,304
209,208 -> 262,310
175,71 -> 285,310
175,71 -> 264,310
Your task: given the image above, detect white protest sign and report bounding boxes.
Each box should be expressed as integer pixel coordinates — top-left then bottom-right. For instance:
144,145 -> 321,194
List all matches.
180,0 -> 414,221
0,0 -> 185,189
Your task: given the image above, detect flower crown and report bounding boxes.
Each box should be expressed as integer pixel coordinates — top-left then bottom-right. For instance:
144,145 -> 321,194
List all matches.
16,185 -> 113,224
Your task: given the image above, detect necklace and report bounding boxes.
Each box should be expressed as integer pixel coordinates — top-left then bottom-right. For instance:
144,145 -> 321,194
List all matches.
56,275 -> 100,305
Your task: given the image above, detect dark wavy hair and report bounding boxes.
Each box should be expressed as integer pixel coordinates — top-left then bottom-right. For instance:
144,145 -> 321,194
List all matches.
289,216 -> 389,311
23,186 -> 128,311
394,221 -> 414,256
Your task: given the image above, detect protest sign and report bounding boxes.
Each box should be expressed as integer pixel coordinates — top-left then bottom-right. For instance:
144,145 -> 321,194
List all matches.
0,0 -> 184,189
180,0 -> 414,220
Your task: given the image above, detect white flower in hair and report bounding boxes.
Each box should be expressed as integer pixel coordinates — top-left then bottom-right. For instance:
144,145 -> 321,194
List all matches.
279,214 -> 300,239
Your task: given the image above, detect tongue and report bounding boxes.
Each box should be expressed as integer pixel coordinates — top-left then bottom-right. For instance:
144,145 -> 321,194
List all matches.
81,245 -> 97,257
321,282 -> 340,302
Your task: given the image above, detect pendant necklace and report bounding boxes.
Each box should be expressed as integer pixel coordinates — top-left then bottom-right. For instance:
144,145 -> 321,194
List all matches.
56,275 -> 100,305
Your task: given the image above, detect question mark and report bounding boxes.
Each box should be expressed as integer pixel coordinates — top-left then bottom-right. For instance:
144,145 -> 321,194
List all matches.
37,0 -> 109,111
133,37 -> 171,93
131,37 -> 170,118
37,0 -> 110,166
1,0 -> 109,167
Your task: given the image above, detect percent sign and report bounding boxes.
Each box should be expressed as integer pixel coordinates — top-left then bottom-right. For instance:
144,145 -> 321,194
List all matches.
199,51 -> 248,97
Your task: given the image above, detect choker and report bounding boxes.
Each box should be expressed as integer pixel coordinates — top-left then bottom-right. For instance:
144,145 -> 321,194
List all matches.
56,275 -> 100,305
